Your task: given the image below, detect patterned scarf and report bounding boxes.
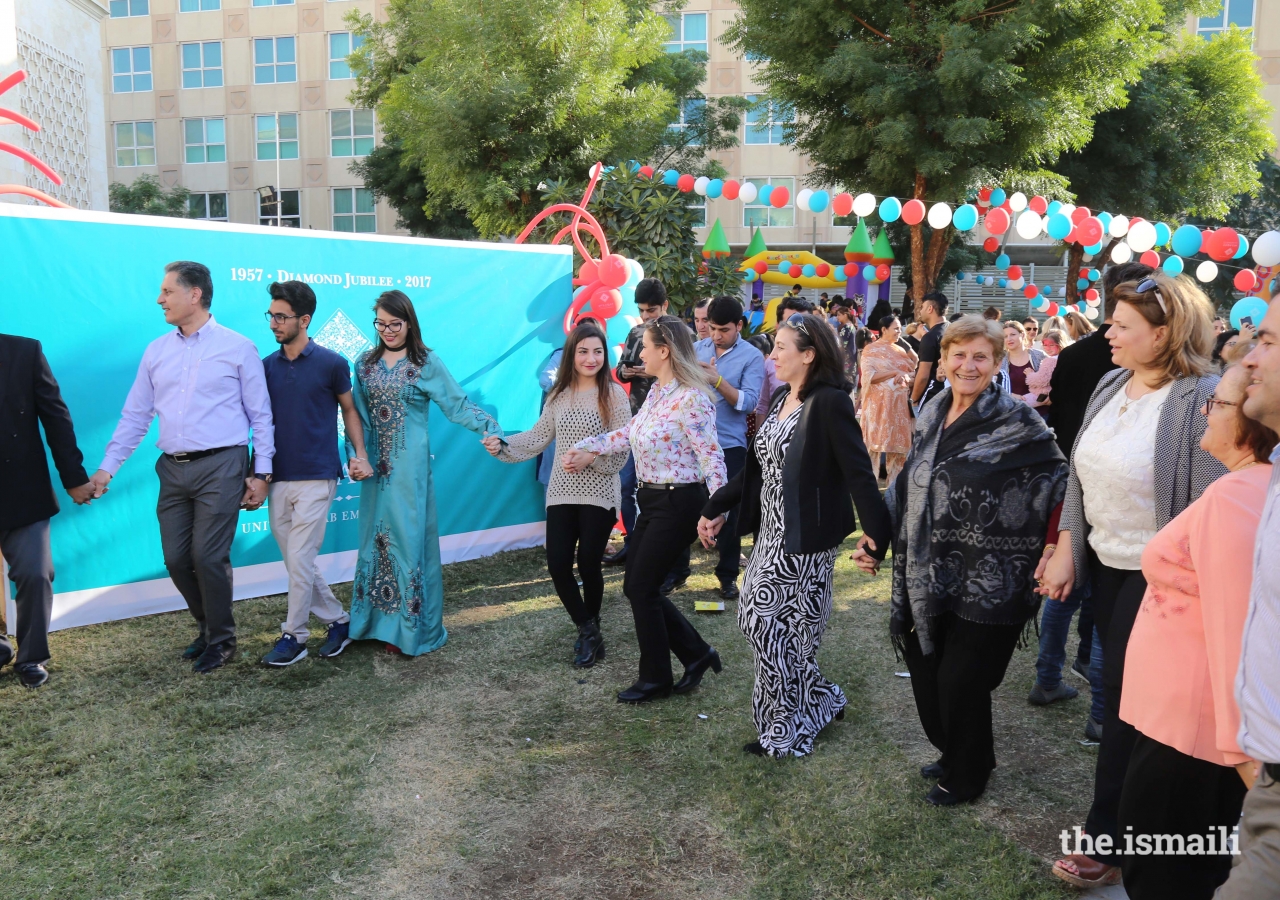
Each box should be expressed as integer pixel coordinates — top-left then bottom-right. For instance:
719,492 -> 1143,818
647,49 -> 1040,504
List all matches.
887,383 -> 1068,656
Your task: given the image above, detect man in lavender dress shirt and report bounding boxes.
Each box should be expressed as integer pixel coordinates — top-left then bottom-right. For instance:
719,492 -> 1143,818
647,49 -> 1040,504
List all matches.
90,262 -> 274,674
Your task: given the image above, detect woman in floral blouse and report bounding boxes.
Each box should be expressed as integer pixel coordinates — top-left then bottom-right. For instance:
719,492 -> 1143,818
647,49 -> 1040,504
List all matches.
566,315 -> 726,704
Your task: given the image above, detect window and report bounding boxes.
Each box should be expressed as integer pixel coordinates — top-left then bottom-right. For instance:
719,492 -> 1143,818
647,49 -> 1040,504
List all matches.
1198,0 -> 1254,36
254,37 -> 297,84
256,113 -> 299,160
663,13 -> 707,54
184,118 -> 226,163
688,198 -> 706,228
260,190 -> 300,227
188,193 -> 228,221
112,47 -> 152,94
333,187 -> 376,232
180,0 -> 221,9
668,98 -> 704,145
181,42 -> 223,89
329,32 -> 366,79
115,122 -> 155,167
331,110 -> 375,157
253,0 -> 295,5
743,177 -> 794,228
745,95 -> 791,145
110,0 -> 149,16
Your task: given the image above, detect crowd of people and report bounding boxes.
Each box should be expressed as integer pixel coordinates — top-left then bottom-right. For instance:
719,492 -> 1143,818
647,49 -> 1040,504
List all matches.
6,256 -> 1280,896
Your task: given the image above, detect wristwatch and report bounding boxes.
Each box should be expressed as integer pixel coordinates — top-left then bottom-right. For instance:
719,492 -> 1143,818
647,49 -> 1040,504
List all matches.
254,473 -> 272,484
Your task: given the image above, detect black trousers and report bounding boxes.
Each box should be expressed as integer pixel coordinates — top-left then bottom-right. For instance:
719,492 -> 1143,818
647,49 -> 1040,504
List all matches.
1083,552 -> 1149,865
0,518 -> 54,667
670,446 -> 747,582
544,504 -> 616,625
902,612 -> 1024,799
1117,733 -> 1247,899
624,484 -> 711,684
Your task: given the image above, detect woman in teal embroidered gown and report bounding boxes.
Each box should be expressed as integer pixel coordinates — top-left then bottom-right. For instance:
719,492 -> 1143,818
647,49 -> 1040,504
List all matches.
350,291 -> 501,655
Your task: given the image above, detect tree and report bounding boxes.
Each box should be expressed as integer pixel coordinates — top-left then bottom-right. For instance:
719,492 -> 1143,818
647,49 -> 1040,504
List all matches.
726,0 -> 1202,309
1053,29 -> 1273,304
349,140 -> 479,239
108,176 -> 194,218
1186,155 -> 1280,308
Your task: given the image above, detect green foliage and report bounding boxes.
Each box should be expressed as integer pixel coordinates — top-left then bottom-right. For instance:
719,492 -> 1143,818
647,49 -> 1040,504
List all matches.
349,140 -> 479,239
700,254 -> 747,298
1186,156 -> 1280,308
108,176 -> 194,218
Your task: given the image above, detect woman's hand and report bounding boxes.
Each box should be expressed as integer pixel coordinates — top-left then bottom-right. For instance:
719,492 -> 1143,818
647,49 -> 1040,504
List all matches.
697,515 -> 726,549
1036,533 -> 1075,600
1237,760 -> 1259,789
348,458 -> 374,481
850,535 -> 881,575
481,435 -> 503,458
562,448 -> 597,474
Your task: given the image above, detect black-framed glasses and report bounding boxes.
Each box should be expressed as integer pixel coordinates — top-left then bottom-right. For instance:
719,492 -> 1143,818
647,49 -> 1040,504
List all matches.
1135,278 -> 1169,316
264,312 -> 300,325
1202,396 -> 1240,415
373,320 -> 405,333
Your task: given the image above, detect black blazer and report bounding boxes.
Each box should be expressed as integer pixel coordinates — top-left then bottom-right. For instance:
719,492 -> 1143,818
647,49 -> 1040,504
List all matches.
0,334 -> 89,530
1047,325 -> 1118,457
703,382 -> 892,558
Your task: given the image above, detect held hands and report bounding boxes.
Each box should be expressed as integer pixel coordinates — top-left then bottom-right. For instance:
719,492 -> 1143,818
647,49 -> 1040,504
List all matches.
67,482 -> 97,505
481,435 -> 503,458
562,448 -> 597,474
1036,538 -> 1075,600
697,515 -> 726,549
348,457 -> 374,481
89,469 -> 112,499
241,477 -> 268,511
850,535 -> 880,575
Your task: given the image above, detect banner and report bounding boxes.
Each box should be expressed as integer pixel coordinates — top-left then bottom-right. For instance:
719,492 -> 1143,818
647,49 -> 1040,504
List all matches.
0,205 -> 574,631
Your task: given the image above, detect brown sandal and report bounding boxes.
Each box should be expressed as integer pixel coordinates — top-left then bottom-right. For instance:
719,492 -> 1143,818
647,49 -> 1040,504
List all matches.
1052,855 -> 1121,889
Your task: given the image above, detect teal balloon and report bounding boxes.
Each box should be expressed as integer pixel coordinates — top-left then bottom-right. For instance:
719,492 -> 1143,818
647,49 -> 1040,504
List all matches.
956,271 -> 967,281
758,184 -> 773,205
803,264 -> 817,278
1077,278 -> 1090,290
1088,268 -> 1101,281
862,264 -> 876,281
990,188 -> 1007,207
1154,222 -> 1171,248
1172,224 -> 1203,257
975,275 -> 986,285
810,190 -> 830,212
1097,211 -> 1112,232
1047,213 -> 1072,240
879,196 -> 902,222
662,169 -> 679,186
1232,296 -> 1270,330
832,266 -> 847,283
1235,235 -> 1250,260
952,203 -> 978,231
996,253 -> 1010,269
1162,255 -> 1184,276
998,277 -> 1008,288
1046,200 -> 1062,215
743,269 -> 757,282
1085,242 -> 1103,255
706,178 -> 723,199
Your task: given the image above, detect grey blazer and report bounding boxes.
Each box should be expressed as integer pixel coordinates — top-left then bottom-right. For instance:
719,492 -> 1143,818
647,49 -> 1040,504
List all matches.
1060,367 -> 1226,586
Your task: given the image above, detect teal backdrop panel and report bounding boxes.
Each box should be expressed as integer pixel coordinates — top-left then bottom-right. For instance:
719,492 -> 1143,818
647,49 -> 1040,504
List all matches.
0,206 -> 572,607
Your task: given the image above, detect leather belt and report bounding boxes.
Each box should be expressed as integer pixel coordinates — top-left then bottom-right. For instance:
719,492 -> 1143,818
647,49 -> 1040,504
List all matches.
166,446 -> 237,463
636,481 -> 702,491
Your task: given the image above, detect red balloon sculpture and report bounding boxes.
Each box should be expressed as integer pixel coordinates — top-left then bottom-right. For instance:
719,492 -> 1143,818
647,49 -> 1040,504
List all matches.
0,70 -> 70,208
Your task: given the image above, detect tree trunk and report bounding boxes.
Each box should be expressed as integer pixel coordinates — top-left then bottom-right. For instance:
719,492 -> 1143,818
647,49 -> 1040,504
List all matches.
1065,241 -> 1085,306
909,172 -> 927,316
923,224 -> 952,305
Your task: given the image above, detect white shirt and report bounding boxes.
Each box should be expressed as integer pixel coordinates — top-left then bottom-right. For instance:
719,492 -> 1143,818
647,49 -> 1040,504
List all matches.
1236,446 -> 1280,762
1074,381 -> 1172,570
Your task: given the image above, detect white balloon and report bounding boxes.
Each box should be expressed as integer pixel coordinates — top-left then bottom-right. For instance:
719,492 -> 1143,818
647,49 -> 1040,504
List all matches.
796,188 -> 813,212
590,163 -> 605,178
1253,230 -> 1280,267
1085,306 -> 1099,320
1009,191 -> 1028,212
1041,215 -> 1053,236
927,202 -> 953,229
1196,260 -> 1219,283
1111,242 -> 1133,264
694,176 -> 710,197
1085,295 -> 1101,307
1082,254 -> 1094,263
1008,277 -> 1025,290
1109,215 -> 1130,238
1016,210 -> 1042,239
739,182 -> 758,203
1058,286 -> 1066,297
1059,204 -> 1076,221
1127,220 -> 1157,253
853,192 -> 877,218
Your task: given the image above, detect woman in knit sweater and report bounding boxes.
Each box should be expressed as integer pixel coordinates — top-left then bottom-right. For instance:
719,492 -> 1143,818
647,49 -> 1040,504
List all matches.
483,321 -> 630,667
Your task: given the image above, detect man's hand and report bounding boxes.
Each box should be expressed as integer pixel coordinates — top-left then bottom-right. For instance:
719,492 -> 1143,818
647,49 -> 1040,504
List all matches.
481,435 -> 503,458
67,481 -> 97,505
241,477 -> 268,510
621,364 -> 646,379
562,448 -> 597,474
850,535 -> 881,575
89,469 -> 112,498
348,458 -> 374,481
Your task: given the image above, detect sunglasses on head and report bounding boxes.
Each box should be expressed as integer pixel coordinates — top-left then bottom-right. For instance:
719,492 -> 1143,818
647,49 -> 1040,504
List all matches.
784,313 -> 810,336
1135,278 -> 1169,316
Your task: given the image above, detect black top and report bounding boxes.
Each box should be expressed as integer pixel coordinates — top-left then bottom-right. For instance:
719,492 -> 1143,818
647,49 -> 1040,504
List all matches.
703,382 -> 892,557
0,334 -> 89,530
262,340 -> 352,482
916,321 -> 946,407
1048,324 -> 1118,456
615,323 -> 655,415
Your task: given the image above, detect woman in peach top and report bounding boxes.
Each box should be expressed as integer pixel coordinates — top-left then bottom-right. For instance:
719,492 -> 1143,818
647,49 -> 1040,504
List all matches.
859,315 -> 917,483
1114,362 -> 1278,900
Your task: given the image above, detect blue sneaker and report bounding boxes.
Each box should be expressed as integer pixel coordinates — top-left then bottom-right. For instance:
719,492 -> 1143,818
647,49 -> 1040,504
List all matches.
318,621 -> 352,659
261,633 -> 307,667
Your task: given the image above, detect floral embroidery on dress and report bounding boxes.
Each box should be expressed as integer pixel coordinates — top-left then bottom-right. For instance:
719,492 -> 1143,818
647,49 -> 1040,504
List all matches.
353,524 -> 426,622
360,354 -> 422,483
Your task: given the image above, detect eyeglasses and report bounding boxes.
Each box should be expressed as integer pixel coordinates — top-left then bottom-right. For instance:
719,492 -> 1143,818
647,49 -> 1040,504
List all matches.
1202,397 -> 1240,415
264,312 -> 299,325
373,320 -> 405,333
1135,278 -> 1169,316
784,313 -> 810,336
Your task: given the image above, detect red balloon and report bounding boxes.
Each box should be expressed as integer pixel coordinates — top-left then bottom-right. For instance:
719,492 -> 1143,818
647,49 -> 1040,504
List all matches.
722,179 -> 740,200
832,192 -> 854,217
577,258 -> 598,283
1023,284 -> 1039,299
902,198 -> 926,225
1084,288 -> 1099,302
844,263 -> 858,276
984,208 -> 1010,235
789,264 -> 802,278
753,260 -> 768,275
1235,269 -> 1260,292
1046,302 -> 1060,317
816,263 -> 831,277
978,186 -> 993,202
1076,217 -> 1103,246
639,165 -> 654,179
1209,227 -> 1241,262
770,186 -> 790,209
1139,250 -> 1160,268
1007,265 -> 1023,281
1071,206 -> 1091,225
590,288 -> 623,319
676,173 -> 695,193
983,237 -> 1000,252
1064,226 -> 1078,244
875,264 -> 891,281
599,254 -> 630,288
1028,195 -> 1048,215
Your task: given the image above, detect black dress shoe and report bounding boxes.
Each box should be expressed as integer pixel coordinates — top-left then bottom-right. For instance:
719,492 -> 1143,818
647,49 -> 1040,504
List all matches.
673,648 -> 722,695
743,740 -> 767,756
16,663 -> 48,688
0,638 -> 14,669
659,574 -> 688,596
193,642 -> 236,674
616,680 -> 673,704
574,618 -> 606,668
921,761 -> 945,780
718,578 -> 740,600
182,636 -> 208,660
602,548 -> 627,567
925,783 -> 972,807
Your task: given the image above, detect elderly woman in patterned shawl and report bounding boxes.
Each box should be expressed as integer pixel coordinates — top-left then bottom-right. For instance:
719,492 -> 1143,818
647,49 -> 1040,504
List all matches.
853,315 -> 1068,806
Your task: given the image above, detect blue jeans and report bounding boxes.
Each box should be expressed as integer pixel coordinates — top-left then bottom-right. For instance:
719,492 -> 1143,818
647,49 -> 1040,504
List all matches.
1088,628 -> 1104,724
1034,580 -> 1093,690
619,454 -> 638,545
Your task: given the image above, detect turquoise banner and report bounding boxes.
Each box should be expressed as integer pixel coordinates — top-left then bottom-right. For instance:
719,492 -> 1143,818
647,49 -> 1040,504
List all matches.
0,206 -> 576,607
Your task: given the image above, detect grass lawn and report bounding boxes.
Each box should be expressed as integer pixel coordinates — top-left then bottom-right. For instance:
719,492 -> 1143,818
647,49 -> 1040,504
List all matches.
1,537 -> 1097,899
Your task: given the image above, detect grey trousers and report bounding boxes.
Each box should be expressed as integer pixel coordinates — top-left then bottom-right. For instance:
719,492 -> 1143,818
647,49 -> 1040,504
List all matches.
156,446 -> 248,648
0,518 -> 54,667
1216,768 -> 1280,899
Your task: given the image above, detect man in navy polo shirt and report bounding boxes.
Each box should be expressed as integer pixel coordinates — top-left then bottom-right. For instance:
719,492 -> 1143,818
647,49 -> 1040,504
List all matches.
260,281 -> 373,666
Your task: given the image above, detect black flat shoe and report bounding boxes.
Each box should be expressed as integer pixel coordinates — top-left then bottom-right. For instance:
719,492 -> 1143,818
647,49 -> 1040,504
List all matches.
925,783 -> 972,807
921,761 -> 945,780
182,636 -> 208,660
573,618 -> 605,668
602,548 -> 627,567
0,638 -> 13,669
16,663 -> 48,689
616,680 -> 673,704
673,648 -> 722,694
743,741 -> 767,756
835,708 -> 845,721
718,578 -> 740,600
193,642 -> 236,675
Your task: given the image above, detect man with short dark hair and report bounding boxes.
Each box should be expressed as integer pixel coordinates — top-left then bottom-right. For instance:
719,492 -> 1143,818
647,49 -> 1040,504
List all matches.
91,261 -> 274,674
692,298 -> 711,341
911,291 -> 949,410
259,281 -> 373,666
982,306 -> 1003,321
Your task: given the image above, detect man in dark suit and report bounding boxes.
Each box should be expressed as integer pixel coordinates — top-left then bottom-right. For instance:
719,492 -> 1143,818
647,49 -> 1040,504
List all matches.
0,334 -> 95,688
